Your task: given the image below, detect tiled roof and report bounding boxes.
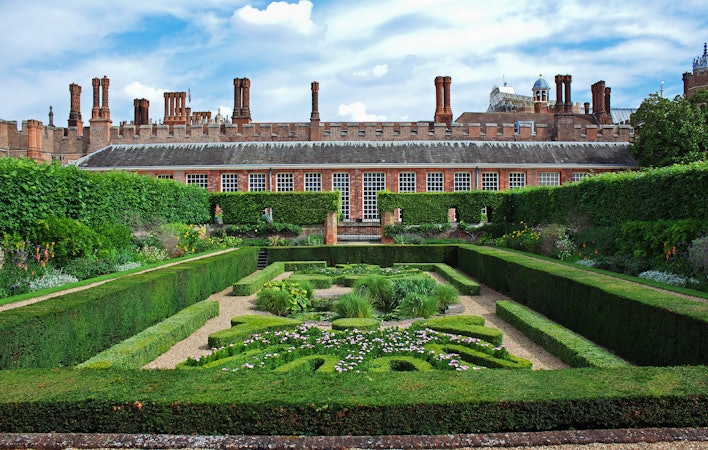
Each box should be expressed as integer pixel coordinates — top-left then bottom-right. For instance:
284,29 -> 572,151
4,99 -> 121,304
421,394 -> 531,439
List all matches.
73,140 -> 637,170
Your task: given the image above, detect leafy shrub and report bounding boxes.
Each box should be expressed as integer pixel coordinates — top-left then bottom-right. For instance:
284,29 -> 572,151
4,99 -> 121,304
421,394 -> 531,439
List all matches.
334,293 -> 375,318
29,217 -> 99,265
63,255 -> 117,280
495,223 -> 541,253
289,234 -> 324,246
432,283 -> 459,311
0,240 -> 55,297
688,235 -> 708,276
28,269 -> 78,292
224,222 -> 303,237
255,280 -> 312,316
136,246 -> 169,264
94,222 -> 133,256
572,227 -> 618,256
353,275 -> 395,312
638,270 -> 696,288
397,293 -> 438,319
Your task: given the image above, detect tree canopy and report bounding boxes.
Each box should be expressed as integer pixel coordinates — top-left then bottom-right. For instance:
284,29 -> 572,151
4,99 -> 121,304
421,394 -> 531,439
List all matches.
629,92 -> 708,167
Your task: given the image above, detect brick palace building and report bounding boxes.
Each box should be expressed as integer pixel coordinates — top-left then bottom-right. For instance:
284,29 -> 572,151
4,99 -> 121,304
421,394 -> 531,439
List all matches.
1,72 -> 638,227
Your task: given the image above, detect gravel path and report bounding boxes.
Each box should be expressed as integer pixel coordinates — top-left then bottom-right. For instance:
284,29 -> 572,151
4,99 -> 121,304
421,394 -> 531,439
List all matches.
144,271 -> 568,369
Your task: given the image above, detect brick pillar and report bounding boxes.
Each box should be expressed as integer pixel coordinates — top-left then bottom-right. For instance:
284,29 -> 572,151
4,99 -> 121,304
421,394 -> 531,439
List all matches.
380,210 -> 395,244
324,210 -> 338,245
134,98 -> 150,127
604,87 -> 611,122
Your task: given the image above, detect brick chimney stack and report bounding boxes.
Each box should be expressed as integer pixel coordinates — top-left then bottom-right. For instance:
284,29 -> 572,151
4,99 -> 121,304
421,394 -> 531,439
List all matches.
88,76 -> 113,153
310,81 -> 322,140
134,98 -> 150,126
68,83 -> 83,135
433,76 -> 453,127
99,76 -> 110,120
232,77 -> 253,127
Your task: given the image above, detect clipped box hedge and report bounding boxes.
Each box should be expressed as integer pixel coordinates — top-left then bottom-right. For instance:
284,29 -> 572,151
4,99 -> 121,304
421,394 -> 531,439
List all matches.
78,300 -> 219,369
413,316 -> 502,346
0,248 -> 258,369
267,245 -> 459,268
458,245 -> 708,366
232,262 -> 285,296
395,262 -> 480,295
496,300 -> 629,368
207,315 -> 303,348
2,367 -> 704,434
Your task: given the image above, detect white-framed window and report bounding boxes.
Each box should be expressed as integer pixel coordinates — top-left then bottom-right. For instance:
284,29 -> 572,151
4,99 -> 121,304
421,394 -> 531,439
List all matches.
454,172 -> 472,191
481,172 -> 499,191
156,174 -> 173,180
186,173 -> 208,189
426,172 -> 444,192
304,173 -> 322,191
398,172 -> 416,193
276,173 -> 294,192
538,172 -> 560,186
332,173 -> 350,221
221,173 -> 238,192
572,172 -> 589,182
249,173 -> 266,191
363,172 -> 386,221
509,172 -> 526,189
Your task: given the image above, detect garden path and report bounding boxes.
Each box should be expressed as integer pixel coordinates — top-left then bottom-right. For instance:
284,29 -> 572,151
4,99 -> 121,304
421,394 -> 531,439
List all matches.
143,271 -> 570,370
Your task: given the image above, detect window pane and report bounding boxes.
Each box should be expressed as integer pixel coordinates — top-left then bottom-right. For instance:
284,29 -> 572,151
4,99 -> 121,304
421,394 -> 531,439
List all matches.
249,173 -> 266,191
454,172 -> 471,191
426,172 -> 444,192
186,173 -> 208,189
481,172 -> 498,191
221,173 -> 238,192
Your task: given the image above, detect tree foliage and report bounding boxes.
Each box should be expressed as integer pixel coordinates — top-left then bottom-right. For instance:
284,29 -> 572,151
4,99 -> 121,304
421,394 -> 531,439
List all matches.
629,93 -> 708,167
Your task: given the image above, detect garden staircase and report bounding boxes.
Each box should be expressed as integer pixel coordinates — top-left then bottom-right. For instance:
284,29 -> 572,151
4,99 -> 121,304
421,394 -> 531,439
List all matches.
257,249 -> 268,270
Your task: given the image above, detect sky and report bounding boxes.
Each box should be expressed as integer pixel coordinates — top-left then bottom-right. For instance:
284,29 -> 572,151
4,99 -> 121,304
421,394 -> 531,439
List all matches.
0,0 -> 706,126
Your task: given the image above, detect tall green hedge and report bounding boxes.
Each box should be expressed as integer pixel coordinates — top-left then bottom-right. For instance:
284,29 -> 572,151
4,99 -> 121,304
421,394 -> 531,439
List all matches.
0,248 -> 257,369
0,158 -> 211,235
375,163 -> 708,227
377,191 -> 512,224
509,162 -> 708,226
457,245 -> 708,366
210,192 -> 340,225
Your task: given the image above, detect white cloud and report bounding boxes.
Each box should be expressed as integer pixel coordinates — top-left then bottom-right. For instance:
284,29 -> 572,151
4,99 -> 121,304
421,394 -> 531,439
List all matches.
351,64 -> 389,80
234,0 -> 319,35
124,81 -> 167,107
337,102 -> 386,121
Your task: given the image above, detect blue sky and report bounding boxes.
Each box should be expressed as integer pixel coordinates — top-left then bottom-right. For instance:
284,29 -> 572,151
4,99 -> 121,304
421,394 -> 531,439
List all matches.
1,0 -> 706,126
